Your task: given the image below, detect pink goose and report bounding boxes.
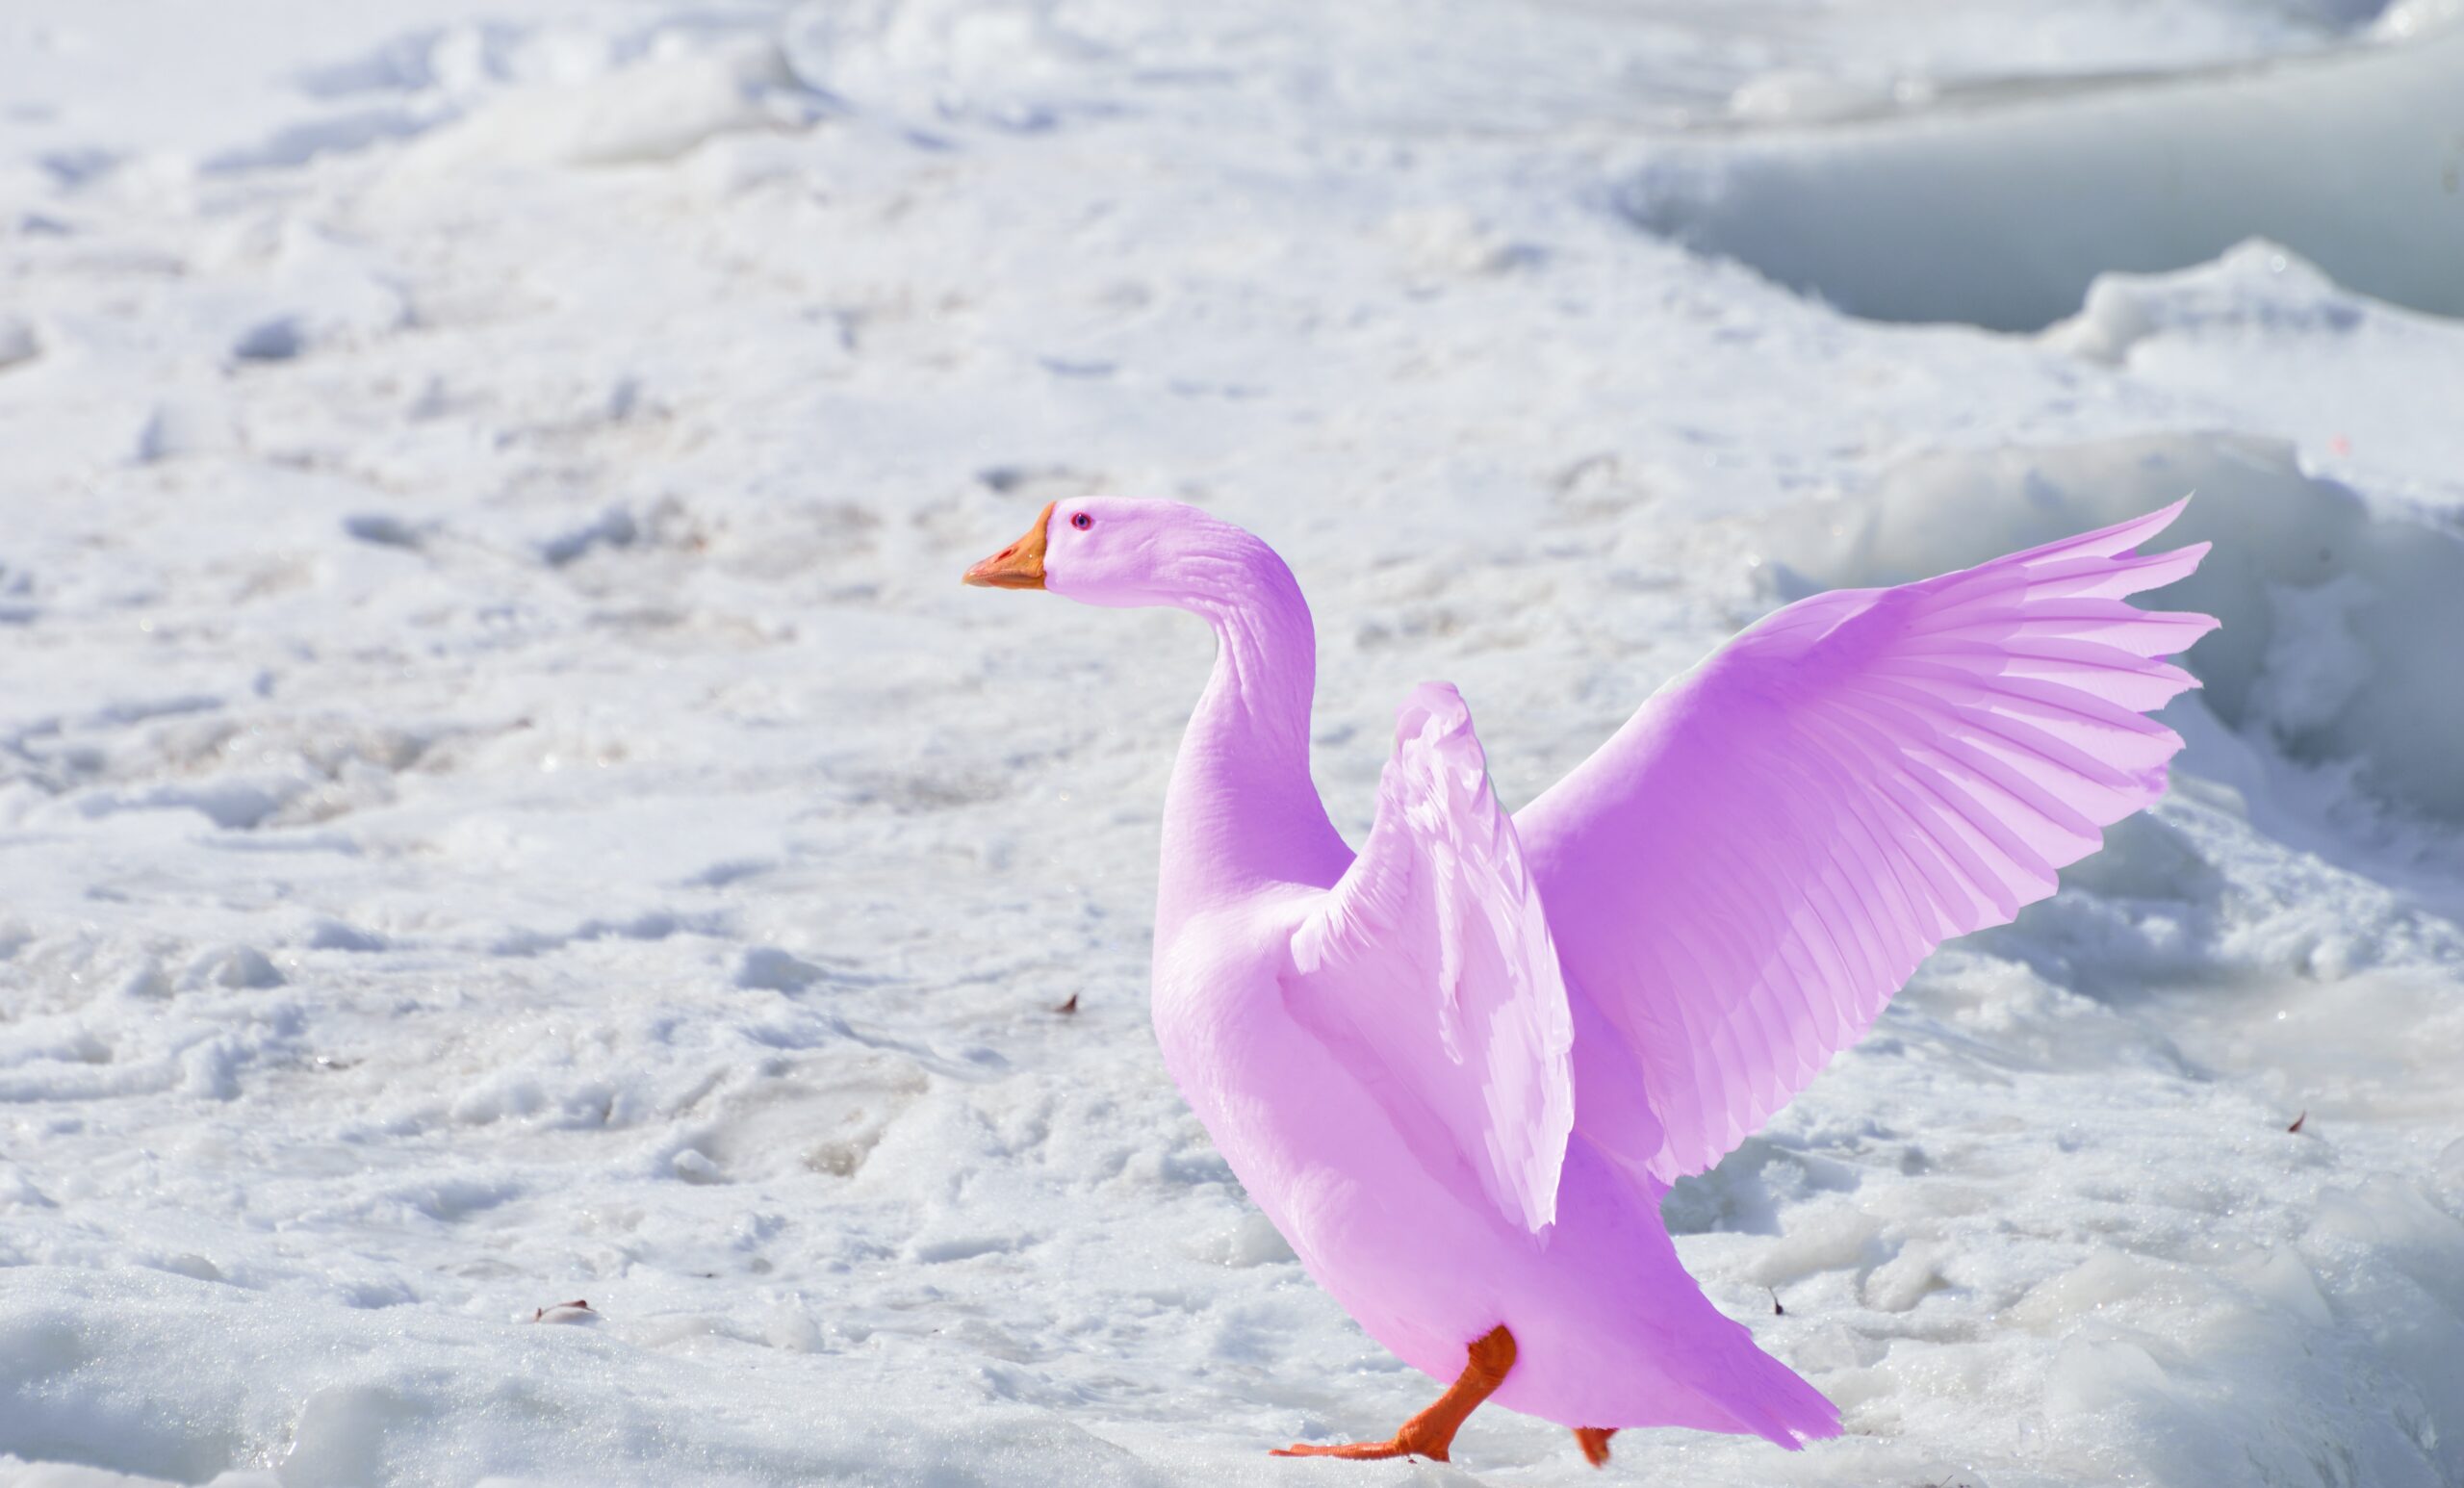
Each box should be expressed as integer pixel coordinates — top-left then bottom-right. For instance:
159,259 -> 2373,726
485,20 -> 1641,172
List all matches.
964,498 -> 2215,1466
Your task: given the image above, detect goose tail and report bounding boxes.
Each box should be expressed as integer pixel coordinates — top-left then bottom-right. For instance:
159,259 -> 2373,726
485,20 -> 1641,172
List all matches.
1710,1325 -> 1842,1450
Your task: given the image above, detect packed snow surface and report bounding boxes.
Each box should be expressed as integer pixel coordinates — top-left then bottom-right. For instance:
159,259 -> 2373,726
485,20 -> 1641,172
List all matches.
3,1 -> 2463,1485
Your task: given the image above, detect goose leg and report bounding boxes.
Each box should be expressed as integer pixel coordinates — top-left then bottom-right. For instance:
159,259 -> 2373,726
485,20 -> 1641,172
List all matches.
1574,1426 -> 1616,1467
1272,1324 -> 1517,1462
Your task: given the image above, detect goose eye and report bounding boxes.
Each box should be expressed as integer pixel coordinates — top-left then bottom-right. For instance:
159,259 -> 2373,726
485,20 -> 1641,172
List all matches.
1070,512 -> 1092,529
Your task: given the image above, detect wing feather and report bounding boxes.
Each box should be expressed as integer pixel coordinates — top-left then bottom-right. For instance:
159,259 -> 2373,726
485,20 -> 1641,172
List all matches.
1516,500 -> 2217,1183
1290,683 -> 1576,1232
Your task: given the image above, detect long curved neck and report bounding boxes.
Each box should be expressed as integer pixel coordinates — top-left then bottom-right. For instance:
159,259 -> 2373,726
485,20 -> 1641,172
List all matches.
1156,536 -> 1348,926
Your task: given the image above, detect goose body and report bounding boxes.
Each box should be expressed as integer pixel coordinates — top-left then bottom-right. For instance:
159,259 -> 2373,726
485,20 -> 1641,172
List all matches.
1154,882 -> 1830,1441
965,498 -> 2216,1461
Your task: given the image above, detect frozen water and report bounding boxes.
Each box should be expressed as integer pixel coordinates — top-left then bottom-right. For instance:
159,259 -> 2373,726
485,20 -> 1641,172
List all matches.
1621,33 -> 2464,328
2,0 -> 2462,1484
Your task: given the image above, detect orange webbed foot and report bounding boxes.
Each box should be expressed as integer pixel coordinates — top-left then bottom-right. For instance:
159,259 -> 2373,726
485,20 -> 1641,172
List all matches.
1574,1426 -> 1616,1467
1270,1324 -> 1516,1465
1271,1436 -> 1444,1462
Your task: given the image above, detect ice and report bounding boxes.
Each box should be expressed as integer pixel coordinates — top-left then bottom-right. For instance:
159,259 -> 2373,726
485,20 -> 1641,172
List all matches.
3,0 -> 2462,1484
1621,31 -> 2464,328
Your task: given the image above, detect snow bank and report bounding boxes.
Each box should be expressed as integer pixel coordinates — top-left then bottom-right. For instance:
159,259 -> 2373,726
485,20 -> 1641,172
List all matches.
2045,240 -> 2370,367
1619,32 -> 2464,328
2041,241 -> 2464,482
1769,432 -> 2464,823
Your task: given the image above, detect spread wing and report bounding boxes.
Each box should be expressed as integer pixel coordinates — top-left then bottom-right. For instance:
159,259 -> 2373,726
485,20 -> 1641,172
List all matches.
1290,682 -> 1576,1233
1514,500 -> 2217,1186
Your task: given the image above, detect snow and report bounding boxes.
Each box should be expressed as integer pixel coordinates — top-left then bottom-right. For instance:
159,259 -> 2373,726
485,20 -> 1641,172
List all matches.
3,1 -> 2462,1485
1774,430 -> 2464,825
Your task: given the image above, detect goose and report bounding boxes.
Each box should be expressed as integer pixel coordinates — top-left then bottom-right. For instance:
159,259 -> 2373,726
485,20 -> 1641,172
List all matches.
962,496 -> 2214,1465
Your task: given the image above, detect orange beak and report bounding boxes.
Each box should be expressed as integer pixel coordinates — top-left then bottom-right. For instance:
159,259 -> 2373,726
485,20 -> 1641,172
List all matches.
962,501 -> 1055,590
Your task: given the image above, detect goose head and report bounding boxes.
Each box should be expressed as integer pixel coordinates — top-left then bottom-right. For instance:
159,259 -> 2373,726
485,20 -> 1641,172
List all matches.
962,498 -> 1243,610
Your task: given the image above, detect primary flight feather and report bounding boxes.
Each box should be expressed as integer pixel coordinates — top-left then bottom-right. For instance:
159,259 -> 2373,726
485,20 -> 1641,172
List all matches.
964,497 -> 2216,1466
